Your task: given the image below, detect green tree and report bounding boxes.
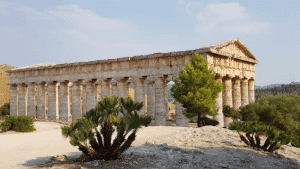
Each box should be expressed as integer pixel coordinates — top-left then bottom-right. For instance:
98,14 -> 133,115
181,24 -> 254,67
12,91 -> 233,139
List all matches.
170,52 -> 224,127
228,91 -> 300,154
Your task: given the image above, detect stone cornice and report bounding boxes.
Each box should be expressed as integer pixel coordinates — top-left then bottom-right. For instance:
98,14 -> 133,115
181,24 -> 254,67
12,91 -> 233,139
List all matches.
5,45 -> 258,73
209,49 -> 259,64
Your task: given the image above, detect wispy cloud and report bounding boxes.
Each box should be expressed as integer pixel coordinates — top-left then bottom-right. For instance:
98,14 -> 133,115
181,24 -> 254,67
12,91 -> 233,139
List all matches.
177,0 -> 185,5
186,1 -> 201,16
192,2 -> 270,34
0,2 -> 165,65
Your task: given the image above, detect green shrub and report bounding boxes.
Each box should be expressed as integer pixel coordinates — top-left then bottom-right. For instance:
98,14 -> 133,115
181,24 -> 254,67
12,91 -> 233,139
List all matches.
0,120 -> 12,131
13,115 -> 36,132
60,95 -> 152,163
197,116 -> 219,127
223,105 -> 241,120
0,101 -> 10,118
228,92 -> 300,154
0,115 -> 18,130
0,115 -> 36,132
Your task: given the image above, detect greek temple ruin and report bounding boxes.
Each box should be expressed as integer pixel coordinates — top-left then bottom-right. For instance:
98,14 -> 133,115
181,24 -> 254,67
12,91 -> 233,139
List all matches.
6,38 -> 259,127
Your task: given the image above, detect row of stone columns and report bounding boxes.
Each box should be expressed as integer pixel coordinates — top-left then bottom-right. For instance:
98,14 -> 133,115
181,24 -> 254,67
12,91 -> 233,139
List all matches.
209,75 -> 255,127
9,75 -> 255,127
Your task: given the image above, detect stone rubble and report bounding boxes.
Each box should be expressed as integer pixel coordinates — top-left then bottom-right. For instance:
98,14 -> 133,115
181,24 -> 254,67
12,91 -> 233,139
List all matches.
38,126 -> 300,169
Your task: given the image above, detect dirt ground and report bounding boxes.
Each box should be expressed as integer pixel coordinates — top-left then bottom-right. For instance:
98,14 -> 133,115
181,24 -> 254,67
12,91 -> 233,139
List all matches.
0,117 -> 199,169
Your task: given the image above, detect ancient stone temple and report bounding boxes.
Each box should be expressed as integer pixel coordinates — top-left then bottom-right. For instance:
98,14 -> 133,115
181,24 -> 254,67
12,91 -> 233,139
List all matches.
6,38 -> 259,127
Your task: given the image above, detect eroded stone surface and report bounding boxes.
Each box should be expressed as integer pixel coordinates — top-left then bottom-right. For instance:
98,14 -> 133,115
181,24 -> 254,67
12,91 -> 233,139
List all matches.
38,126 -> 300,169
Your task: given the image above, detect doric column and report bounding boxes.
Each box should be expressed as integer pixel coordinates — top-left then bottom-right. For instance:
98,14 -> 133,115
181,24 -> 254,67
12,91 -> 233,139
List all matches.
56,83 -> 59,119
164,77 -> 171,119
47,81 -> 57,121
37,82 -> 46,120
71,80 -> 82,123
133,77 -> 147,117
94,80 -> 101,106
81,81 -> 87,117
9,84 -> 18,117
175,101 -> 189,127
223,76 -> 233,107
125,81 -> 131,99
101,78 -> 112,99
248,78 -> 255,103
213,75 -> 224,127
86,80 -> 97,112
110,79 -> 118,97
68,83 -> 72,120
232,76 -> 242,111
26,83 -> 36,119
154,77 -> 167,126
17,83 -> 27,116
58,81 -> 69,122
116,77 -> 129,99
145,78 -> 155,125
241,78 -> 249,106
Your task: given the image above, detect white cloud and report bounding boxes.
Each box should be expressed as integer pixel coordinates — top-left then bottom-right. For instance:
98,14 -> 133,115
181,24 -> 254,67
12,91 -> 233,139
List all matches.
47,4 -> 132,34
193,2 -> 269,34
0,2 -> 167,66
186,1 -> 201,16
178,0 -> 185,5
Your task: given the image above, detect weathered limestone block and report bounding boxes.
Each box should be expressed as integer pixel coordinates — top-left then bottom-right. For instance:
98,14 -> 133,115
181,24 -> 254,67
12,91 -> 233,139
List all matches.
94,80 -> 100,104
18,84 -> 27,116
232,76 -> 241,111
116,78 -> 128,99
56,84 -> 59,118
68,83 -> 72,118
175,101 -> 189,127
59,81 -> 69,122
223,76 -> 233,128
154,77 -> 167,126
86,80 -> 96,113
72,80 -> 82,123
241,78 -> 249,106
125,81 -> 131,99
47,81 -> 57,121
248,79 -> 255,103
213,75 -> 224,127
9,84 -> 18,117
37,82 -> 46,120
81,81 -> 87,117
146,78 -> 155,125
164,78 -> 170,119
110,79 -> 118,97
101,78 -> 112,99
26,83 -> 36,119
133,77 -> 147,117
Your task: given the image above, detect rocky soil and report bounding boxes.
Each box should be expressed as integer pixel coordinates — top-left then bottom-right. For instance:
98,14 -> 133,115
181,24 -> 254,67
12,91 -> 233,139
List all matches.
31,125 -> 300,169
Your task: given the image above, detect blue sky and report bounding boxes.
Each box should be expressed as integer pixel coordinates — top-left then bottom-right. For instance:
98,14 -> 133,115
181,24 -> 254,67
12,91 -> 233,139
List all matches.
0,0 -> 299,87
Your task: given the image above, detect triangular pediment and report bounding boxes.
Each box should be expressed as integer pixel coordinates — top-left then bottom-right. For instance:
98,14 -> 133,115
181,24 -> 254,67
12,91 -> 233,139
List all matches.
204,38 -> 258,61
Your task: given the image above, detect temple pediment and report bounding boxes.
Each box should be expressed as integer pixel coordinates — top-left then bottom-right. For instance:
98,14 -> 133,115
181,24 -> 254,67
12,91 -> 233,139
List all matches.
205,38 -> 258,61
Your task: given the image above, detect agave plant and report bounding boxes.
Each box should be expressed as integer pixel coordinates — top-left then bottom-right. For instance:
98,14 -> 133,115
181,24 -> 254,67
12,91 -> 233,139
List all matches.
60,95 -> 152,162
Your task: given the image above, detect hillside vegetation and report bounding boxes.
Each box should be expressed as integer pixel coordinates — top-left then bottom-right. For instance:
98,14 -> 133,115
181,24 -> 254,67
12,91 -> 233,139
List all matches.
0,64 -> 18,107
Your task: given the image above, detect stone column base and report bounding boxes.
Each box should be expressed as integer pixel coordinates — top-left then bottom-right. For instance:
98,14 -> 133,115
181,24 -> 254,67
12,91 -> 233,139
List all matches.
224,117 -> 233,128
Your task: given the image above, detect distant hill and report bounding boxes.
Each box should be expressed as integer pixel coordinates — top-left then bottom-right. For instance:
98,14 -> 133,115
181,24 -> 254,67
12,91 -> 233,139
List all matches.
0,64 -> 18,107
